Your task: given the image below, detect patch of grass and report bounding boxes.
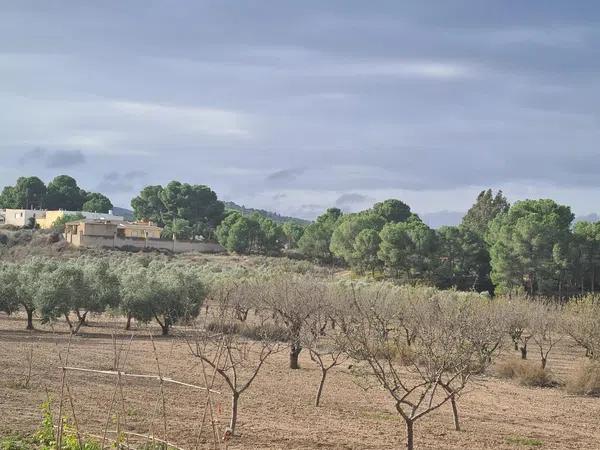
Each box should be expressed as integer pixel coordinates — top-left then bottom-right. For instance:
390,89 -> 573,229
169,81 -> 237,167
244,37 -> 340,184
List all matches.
506,435 -> 543,447
0,435 -> 34,450
495,358 -> 557,388
566,361 -> 600,397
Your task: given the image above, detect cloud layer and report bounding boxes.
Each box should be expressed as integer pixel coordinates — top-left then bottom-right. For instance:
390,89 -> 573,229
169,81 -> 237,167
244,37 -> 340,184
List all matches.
2,1 -> 600,219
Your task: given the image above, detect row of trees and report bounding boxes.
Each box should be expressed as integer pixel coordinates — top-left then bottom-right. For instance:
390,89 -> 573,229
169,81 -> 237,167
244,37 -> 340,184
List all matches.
0,257 -> 204,335
0,175 -> 113,212
296,192 -> 600,298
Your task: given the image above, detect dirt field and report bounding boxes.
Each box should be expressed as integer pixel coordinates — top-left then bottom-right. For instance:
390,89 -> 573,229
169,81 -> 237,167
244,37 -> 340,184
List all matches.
1,313 -> 600,450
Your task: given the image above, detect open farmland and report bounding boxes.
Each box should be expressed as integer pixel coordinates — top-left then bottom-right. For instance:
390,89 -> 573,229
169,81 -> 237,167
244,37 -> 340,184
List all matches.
2,313 -> 600,450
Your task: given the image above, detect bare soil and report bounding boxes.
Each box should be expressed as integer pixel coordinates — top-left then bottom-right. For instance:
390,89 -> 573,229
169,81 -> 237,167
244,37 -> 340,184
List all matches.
1,313 -> 599,450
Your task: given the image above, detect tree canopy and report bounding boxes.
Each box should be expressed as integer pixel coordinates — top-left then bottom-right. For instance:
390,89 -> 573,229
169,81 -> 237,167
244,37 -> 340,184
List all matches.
131,181 -> 225,239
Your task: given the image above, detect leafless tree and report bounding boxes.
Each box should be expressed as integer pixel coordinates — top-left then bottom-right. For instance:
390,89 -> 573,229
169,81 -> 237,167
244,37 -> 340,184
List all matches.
503,298 -> 532,359
529,300 -> 562,369
258,275 -> 326,369
563,295 -> 600,359
186,279 -> 281,436
303,287 -> 348,406
338,283 -> 503,450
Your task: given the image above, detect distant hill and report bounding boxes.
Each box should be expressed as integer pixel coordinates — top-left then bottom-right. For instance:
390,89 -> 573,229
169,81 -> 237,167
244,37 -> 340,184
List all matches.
224,201 -> 311,225
111,206 -> 135,220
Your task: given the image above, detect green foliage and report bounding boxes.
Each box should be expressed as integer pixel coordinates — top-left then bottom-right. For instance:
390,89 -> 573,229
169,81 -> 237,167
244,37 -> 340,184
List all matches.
34,399 -> 100,450
298,208 -> 342,262
378,216 -> 437,280
216,213 -> 284,255
330,212 -> 385,266
81,192 -> 113,213
0,177 -> 47,209
487,199 -> 574,296
52,213 -> 85,232
46,175 -> 88,211
435,225 -> 492,292
371,198 -> 412,223
462,189 -> 509,237
120,261 -> 205,335
131,181 -> 224,239
281,222 -> 305,249
0,175 -> 113,214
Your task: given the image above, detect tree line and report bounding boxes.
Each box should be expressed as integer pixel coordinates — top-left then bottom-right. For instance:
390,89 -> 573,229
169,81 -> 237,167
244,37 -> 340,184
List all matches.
3,176 -> 600,298
0,175 -> 113,212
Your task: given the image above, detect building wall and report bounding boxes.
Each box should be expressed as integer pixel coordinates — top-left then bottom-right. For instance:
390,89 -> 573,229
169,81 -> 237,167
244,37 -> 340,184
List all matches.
121,226 -> 162,239
65,233 -> 224,253
4,209 -> 45,227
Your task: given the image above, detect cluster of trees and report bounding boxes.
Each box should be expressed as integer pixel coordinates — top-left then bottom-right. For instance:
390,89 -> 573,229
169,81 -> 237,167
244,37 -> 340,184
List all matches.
215,211 -> 305,255
296,196 -> 500,293
0,257 -> 204,335
0,175 -> 113,212
131,181 -> 225,240
296,191 -> 600,298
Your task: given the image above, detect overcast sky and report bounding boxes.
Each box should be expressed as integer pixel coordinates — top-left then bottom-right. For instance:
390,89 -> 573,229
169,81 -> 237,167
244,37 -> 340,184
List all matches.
2,1 -> 600,220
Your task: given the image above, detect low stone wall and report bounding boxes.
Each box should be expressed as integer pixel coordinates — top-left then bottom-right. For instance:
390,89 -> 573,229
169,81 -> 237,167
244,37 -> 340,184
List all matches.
66,233 -> 225,253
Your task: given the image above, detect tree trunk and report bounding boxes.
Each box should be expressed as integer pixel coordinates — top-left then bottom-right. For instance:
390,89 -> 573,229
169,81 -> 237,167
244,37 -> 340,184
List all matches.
520,345 -> 527,360
405,419 -> 414,450
541,357 -> 547,369
125,313 -> 132,330
72,311 -> 88,335
315,369 -> 328,407
161,323 -> 170,336
75,310 -> 88,327
230,392 -> 239,435
289,345 -> 302,369
25,308 -> 34,330
513,341 -> 518,351
64,313 -> 74,333
450,395 -> 460,431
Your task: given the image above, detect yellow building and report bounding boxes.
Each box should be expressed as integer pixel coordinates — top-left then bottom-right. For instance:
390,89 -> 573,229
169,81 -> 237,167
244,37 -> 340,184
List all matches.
37,210 -> 125,229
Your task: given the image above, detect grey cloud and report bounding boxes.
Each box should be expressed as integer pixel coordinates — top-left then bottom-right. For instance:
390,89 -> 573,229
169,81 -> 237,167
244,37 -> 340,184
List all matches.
335,193 -> 374,210
18,148 -> 86,168
265,167 -> 306,183
97,171 -> 147,193
3,2 -> 600,219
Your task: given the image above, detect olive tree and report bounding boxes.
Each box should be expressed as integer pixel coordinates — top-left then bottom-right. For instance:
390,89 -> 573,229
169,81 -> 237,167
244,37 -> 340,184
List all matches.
0,259 -> 52,330
120,263 -> 205,335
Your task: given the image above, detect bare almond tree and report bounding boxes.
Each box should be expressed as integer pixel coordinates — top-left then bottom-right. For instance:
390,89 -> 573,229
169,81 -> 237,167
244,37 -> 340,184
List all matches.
338,283 -> 501,450
258,275 -> 326,369
529,300 -> 562,369
303,287 -> 348,406
186,278 -> 281,436
563,295 -> 600,359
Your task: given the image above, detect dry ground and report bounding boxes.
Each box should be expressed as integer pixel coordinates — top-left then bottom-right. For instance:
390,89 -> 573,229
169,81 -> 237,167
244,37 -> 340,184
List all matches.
1,313 -> 600,450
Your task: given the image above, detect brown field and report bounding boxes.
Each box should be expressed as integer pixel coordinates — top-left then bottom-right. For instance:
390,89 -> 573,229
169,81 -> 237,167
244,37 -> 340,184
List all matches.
1,313 -> 600,450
